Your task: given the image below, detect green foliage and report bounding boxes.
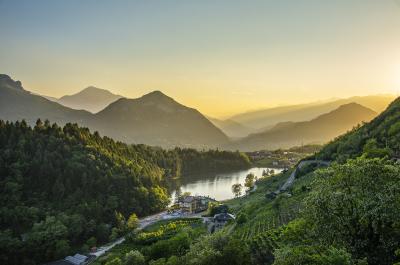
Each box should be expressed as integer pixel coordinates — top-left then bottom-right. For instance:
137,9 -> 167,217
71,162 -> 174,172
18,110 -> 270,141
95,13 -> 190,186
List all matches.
274,246 -> 352,265
231,183 -> 243,198
105,257 -> 123,265
244,173 -> 255,190
0,120 -> 250,264
131,220 -> 200,245
317,97 -> 400,161
303,158 -> 400,264
124,250 -> 145,265
236,213 -> 248,225
96,219 -> 206,265
182,232 -> 251,265
127,213 -> 139,231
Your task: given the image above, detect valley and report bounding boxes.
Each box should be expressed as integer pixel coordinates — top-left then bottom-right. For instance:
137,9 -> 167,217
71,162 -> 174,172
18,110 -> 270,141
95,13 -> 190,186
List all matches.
2,1 -> 400,264
1,73 -> 400,265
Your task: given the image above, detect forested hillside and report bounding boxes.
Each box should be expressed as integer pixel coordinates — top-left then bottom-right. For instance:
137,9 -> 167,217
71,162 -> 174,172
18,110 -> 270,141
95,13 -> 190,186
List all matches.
0,120 -> 250,265
317,97 -> 400,162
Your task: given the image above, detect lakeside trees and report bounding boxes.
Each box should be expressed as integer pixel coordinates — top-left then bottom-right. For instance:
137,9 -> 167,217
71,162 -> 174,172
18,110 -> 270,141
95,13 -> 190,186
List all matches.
244,173 -> 255,190
231,184 -> 243,198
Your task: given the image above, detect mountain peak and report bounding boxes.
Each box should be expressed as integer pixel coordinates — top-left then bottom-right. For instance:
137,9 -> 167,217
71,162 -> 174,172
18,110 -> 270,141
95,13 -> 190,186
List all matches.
328,102 -> 376,115
57,86 -> 122,113
142,90 -> 168,98
0,74 -> 24,91
337,102 -> 363,109
140,90 -> 175,103
80,86 -> 111,94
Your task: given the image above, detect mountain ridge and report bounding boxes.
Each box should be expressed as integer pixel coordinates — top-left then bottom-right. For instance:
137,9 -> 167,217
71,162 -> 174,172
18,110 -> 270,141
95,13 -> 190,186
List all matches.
228,102 -> 377,151
230,95 -> 395,129
57,86 -> 123,113
0,74 -> 229,149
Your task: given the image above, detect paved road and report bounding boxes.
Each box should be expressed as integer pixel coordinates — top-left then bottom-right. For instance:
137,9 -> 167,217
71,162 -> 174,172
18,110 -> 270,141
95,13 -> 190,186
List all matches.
91,210 -> 205,258
278,160 -> 330,193
91,211 -> 169,257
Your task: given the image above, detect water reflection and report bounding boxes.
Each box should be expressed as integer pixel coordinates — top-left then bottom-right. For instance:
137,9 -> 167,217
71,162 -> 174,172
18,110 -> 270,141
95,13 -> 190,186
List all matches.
170,167 -> 282,202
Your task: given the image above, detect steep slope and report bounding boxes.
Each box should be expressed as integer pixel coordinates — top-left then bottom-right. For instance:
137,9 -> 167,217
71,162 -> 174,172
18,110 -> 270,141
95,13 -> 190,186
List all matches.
229,103 -> 377,151
317,97 -> 400,162
208,117 -> 254,138
230,95 -> 395,129
0,74 -> 92,125
57,86 -> 122,113
92,91 -> 230,148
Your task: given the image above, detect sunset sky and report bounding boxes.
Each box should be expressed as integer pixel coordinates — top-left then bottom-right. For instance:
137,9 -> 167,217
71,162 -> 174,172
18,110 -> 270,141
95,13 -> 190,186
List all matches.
1,0 -> 400,117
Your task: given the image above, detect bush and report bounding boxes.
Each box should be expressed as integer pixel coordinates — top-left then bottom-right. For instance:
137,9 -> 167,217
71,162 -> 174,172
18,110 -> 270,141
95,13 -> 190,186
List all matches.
236,213 -> 248,225
125,250 -> 145,265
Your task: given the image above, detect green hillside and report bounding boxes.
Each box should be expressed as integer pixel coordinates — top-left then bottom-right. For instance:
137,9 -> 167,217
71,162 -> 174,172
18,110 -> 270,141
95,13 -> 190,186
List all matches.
0,120 -> 250,265
317,97 -> 400,162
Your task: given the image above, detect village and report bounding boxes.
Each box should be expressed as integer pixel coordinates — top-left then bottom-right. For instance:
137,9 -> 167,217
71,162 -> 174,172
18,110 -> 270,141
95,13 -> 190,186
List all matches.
247,144 -> 321,168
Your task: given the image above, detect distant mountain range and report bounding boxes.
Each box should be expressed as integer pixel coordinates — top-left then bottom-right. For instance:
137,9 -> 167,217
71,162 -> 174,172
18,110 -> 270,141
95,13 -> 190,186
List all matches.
57,86 -> 123,113
1,73 -> 393,151
208,117 -> 254,138
317,96 -> 400,161
0,74 -> 92,126
227,103 -> 378,151
229,95 -> 395,130
0,74 -> 228,149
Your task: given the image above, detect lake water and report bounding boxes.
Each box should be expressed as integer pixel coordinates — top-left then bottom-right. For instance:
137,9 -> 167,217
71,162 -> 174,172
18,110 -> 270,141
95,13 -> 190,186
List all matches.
170,167 -> 283,202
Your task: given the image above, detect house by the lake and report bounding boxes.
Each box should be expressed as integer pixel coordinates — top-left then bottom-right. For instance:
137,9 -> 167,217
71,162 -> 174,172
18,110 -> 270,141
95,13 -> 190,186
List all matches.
177,195 -> 216,214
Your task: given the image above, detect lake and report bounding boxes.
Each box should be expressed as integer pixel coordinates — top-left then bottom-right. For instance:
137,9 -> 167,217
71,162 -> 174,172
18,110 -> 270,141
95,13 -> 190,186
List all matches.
170,167 -> 283,202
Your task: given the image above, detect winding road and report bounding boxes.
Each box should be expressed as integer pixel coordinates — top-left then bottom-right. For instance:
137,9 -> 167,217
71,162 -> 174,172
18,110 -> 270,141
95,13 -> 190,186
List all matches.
278,160 -> 330,193
91,211 -> 205,258
91,211 -> 169,257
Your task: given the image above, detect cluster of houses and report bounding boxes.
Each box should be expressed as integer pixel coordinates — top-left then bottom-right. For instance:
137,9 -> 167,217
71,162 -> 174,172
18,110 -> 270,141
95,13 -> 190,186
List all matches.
170,195 -> 216,214
169,194 -> 236,232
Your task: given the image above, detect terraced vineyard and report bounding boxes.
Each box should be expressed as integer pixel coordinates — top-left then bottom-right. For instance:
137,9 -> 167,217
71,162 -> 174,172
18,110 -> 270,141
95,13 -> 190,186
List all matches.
235,205 -> 300,241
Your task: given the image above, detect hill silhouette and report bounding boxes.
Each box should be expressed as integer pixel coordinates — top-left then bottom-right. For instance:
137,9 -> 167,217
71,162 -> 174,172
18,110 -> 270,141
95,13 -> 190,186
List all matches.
229,103 -> 377,151
57,86 -> 122,113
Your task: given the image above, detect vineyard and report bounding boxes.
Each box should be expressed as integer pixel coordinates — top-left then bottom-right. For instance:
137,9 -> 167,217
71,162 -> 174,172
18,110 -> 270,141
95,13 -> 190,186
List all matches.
235,204 -> 300,241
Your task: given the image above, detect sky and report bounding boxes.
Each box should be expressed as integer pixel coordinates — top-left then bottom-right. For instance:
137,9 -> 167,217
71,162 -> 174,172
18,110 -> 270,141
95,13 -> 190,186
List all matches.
1,0 -> 400,118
